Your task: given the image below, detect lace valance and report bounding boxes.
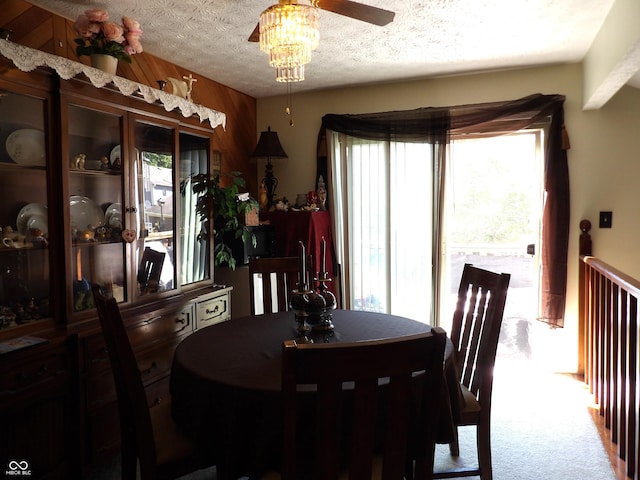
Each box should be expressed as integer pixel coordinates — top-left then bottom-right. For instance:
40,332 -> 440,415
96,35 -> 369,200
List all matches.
0,39 -> 226,130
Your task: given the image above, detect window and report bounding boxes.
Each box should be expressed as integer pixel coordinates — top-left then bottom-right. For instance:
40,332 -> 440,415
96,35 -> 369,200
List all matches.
441,131 -> 544,333
323,94 -> 568,327
332,134 -> 436,323
331,130 -> 543,327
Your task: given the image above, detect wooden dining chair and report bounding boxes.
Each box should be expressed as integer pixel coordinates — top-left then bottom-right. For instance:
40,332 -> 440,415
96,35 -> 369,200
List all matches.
91,285 -> 212,480
279,328 -> 447,480
137,246 -> 165,294
434,264 -> 510,480
248,256 -> 309,315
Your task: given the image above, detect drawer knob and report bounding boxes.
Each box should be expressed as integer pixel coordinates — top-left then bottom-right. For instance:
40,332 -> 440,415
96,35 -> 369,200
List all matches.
90,347 -> 109,363
18,364 -> 48,381
141,360 -> 157,375
175,316 -> 189,332
206,305 -> 220,314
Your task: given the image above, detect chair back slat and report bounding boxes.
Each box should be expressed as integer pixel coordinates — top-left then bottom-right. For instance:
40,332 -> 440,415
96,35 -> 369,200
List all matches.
248,256 -> 311,315
282,328 -> 447,480
450,264 -> 510,403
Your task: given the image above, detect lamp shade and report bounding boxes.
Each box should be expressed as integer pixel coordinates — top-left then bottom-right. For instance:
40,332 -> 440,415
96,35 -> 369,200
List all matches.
251,126 -> 288,160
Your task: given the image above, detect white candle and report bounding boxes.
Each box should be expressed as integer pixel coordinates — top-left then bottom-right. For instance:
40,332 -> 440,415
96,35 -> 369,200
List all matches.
321,236 -> 326,273
299,241 -> 306,287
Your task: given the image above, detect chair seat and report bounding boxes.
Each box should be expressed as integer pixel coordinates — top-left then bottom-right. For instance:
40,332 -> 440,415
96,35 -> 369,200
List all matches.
457,385 -> 481,422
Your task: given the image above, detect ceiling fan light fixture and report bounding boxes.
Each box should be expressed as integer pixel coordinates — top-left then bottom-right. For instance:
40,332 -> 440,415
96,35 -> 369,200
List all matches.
259,1 -> 319,82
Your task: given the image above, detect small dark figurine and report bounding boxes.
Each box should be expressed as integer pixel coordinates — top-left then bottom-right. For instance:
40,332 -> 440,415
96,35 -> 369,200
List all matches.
100,156 -> 110,170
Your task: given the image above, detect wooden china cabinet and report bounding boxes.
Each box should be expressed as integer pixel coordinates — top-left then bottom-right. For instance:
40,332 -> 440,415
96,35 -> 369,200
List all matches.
0,49 -> 231,479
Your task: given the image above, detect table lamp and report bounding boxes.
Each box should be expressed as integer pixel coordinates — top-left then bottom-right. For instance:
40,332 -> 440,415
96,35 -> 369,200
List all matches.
251,126 -> 288,209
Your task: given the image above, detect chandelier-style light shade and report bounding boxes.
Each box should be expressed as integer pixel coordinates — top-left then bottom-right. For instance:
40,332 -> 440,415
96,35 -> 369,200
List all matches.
259,1 -> 320,82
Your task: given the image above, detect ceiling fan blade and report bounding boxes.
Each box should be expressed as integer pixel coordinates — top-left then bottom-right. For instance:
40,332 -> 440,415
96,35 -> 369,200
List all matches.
318,0 -> 395,26
248,23 -> 260,42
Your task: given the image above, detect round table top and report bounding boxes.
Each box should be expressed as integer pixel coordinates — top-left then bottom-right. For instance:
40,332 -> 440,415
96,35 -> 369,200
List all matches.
172,309 -> 450,393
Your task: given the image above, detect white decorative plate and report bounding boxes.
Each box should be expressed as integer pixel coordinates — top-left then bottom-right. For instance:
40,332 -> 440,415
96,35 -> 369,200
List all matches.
109,145 -> 139,167
108,214 -> 122,229
69,196 -> 105,231
6,129 -> 46,166
16,203 -> 48,235
105,203 -> 122,222
27,214 -> 48,234
109,145 -> 121,166
105,202 -> 122,229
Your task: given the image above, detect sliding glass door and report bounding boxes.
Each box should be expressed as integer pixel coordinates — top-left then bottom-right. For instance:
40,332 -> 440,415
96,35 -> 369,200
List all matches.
331,134 -> 435,323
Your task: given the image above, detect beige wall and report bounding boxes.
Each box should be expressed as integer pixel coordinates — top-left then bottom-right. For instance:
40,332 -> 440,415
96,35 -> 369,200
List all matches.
256,63 -> 640,372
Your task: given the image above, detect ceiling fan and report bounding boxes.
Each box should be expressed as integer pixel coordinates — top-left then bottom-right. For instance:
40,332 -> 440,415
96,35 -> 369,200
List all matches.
248,0 -> 396,43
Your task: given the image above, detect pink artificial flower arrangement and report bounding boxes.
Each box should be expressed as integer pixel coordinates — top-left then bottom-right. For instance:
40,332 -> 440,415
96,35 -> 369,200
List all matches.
74,9 -> 143,63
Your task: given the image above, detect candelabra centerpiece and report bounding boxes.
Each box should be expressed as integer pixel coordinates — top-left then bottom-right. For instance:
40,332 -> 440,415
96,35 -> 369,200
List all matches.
289,238 -> 337,342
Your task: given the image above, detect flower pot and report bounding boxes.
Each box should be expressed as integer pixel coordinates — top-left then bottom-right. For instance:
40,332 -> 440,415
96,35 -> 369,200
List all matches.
90,54 -> 118,75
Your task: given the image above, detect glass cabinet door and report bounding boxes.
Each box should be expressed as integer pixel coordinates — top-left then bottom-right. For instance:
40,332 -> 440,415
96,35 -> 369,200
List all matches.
66,103 -> 125,311
179,131 -> 210,286
0,90 -> 51,329
133,120 -> 176,297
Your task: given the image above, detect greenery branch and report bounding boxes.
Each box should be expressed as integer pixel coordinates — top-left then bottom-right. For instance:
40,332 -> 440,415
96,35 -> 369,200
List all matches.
185,171 -> 258,270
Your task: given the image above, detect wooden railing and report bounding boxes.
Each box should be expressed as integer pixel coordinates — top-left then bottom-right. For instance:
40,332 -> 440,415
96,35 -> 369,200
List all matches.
579,219 -> 640,479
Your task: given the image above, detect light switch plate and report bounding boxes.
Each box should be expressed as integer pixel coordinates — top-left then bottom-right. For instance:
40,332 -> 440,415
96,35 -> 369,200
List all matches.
599,211 -> 612,228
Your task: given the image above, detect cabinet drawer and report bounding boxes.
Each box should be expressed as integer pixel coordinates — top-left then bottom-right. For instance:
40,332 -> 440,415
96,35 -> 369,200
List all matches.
136,338 -> 181,386
85,370 -> 117,411
127,306 -> 193,346
84,335 -> 111,377
86,402 -> 120,464
145,376 -> 170,408
0,340 -> 70,402
196,293 -> 230,328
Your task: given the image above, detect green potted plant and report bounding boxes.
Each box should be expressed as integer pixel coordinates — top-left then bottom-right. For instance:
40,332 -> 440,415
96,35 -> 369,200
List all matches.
187,170 -> 258,270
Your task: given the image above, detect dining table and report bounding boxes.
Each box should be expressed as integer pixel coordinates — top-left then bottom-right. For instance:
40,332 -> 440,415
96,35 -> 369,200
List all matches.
170,309 -> 463,479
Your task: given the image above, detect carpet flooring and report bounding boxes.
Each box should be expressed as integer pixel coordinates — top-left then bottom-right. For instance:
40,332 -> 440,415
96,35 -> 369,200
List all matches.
433,356 -> 617,479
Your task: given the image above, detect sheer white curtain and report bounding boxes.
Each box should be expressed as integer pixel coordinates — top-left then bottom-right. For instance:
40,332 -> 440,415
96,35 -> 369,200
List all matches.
328,131 -> 442,324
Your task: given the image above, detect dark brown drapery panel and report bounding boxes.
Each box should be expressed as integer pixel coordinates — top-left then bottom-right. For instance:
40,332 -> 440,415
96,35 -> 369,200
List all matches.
319,93 -> 569,327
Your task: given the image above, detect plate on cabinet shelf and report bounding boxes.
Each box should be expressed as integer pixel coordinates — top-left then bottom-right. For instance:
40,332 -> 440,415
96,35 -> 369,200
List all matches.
105,203 -> 122,228
5,129 -> 46,166
109,145 -> 121,166
110,145 -> 139,168
27,214 -> 48,235
70,196 -> 105,231
16,203 -> 47,235
105,203 -> 121,220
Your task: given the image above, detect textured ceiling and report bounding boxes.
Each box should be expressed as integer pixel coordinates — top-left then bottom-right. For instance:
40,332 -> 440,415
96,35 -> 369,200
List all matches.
27,0 -> 616,99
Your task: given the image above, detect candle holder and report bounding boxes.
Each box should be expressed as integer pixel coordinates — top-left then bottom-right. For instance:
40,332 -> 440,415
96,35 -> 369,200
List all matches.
311,271 -> 336,334
289,285 -> 316,344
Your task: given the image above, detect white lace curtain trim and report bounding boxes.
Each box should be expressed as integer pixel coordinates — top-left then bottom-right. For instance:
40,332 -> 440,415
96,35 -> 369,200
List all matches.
0,39 -> 226,130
